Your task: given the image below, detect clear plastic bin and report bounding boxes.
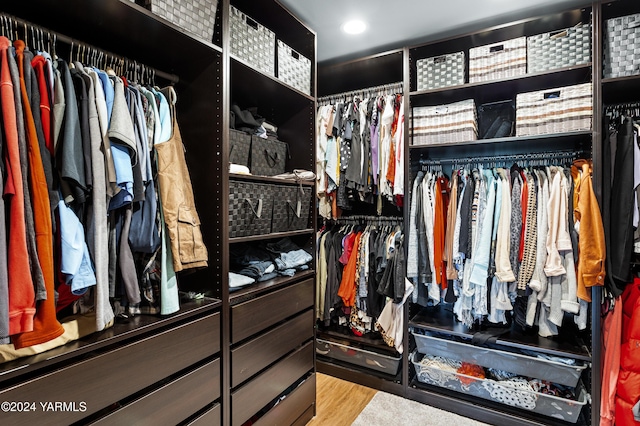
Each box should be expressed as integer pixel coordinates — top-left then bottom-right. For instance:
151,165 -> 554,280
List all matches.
316,338 -> 401,375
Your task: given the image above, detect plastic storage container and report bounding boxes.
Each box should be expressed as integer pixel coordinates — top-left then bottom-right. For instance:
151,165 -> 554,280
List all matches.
316,338 -> 401,375
411,351 -> 588,423
412,331 -> 586,387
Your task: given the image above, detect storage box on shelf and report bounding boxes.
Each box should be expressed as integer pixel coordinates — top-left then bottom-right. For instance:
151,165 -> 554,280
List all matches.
469,37 -> 526,83
228,180 -> 274,238
271,185 -> 313,233
604,12 -> 640,78
142,0 -> 217,42
229,5 -> 275,76
411,99 -> 477,145
515,82 -> 592,136
527,23 -> 592,74
411,331 -> 587,387
410,351 -> 588,424
316,338 -> 402,376
416,52 -> 465,91
229,129 -> 251,167
250,136 -> 289,176
476,99 -> 515,139
277,40 -> 312,95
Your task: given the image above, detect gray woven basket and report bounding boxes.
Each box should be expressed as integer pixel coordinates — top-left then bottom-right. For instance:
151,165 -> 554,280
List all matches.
604,13 -> 640,78
416,52 -> 465,91
250,136 -> 288,176
271,185 -> 312,233
277,40 -> 311,95
229,129 -> 251,167
144,0 -> 217,42
527,24 -> 592,74
229,181 -> 273,237
229,5 -> 276,76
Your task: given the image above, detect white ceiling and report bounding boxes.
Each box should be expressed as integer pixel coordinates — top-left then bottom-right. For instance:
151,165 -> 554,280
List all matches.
279,0 -> 592,63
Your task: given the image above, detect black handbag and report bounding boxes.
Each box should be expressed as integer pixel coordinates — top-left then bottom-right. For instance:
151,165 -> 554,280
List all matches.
250,136 -> 289,176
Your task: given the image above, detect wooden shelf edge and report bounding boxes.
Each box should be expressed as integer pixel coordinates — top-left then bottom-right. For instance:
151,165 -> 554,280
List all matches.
229,173 -> 315,186
229,270 -> 315,305
229,229 -> 315,244
409,130 -> 593,150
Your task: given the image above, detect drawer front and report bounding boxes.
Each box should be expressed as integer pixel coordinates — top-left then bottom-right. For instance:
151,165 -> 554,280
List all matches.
231,341 -> 313,426
0,312 -> 220,426
92,359 -> 220,425
232,309 -> 313,387
254,373 -> 315,426
231,279 -> 313,343
187,403 -> 221,426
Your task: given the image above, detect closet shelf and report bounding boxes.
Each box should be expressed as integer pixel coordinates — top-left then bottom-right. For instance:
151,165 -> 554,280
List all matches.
229,229 -> 314,244
0,298 -> 221,382
410,63 -> 592,106
229,270 -> 315,305
409,130 -> 593,150
317,357 -> 403,386
410,306 -> 591,361
602,74 -> 640,104
230,55 -> 315,102
229,173 -> 315,186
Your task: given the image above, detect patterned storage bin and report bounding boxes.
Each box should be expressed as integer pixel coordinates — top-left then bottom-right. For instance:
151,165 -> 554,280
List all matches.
271,184 -> 313,232
469,37 -> 527,83
604,13 -> 640,78
229,5 -> 276,77
277,40 -> 311,95
411,99 -> 477,145
143,0 -> 217,42
527,23 -> 592,74
250,136 -> 289,176
229,129 -> 251,167
516,82 -> 592,137
228,180 -> 274,238
416,52 -> 465,91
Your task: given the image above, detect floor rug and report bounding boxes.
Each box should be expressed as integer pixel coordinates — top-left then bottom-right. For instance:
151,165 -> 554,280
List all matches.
352,390 -> 492,425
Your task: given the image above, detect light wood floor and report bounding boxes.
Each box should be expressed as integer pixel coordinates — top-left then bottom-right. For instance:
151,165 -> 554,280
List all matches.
307,373 -> 377,426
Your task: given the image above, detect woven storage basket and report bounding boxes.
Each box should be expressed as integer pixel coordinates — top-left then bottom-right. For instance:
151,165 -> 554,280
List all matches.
271,184 -> 312,233
516,82 -> 592,137
469,37 -> 527,83
229,5 -> 275,77
604,13 -> 640,78
229,129 -> 251,167
527,24 -> 592,74
416,52 -> 465,91
228,181 -> 273,237
411,99 -> 477,145
277,40 -> 311,95
250,136 -> 288,176
144,0 -> 217,42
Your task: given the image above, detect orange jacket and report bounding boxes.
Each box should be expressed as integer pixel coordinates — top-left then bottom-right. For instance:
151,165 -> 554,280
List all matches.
572,160 -> 605,303
338,232 -> 362,307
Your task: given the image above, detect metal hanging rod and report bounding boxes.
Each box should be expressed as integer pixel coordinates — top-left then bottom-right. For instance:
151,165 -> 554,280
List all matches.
0,13 -> 179,84
317,82 -> 403,105
330,215 -> 403,224
418,150 -> 585,168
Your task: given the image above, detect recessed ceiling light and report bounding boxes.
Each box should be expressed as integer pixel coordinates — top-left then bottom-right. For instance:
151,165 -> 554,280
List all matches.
342,20 -> 367,35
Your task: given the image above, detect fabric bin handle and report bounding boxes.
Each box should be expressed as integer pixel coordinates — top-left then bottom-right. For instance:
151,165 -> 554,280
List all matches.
245,16 -> 259,30
628,19 -> 640,29
433,55 -> 448,64
549,29 -> 568,39
243,198 -> 263,218
264,150 -> 279,168
489,44 -> 505,52
543,90 -> 561,99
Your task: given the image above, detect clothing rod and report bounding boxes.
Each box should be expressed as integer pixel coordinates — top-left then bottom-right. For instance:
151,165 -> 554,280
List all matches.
0,13 -> 179,84
317,82 -> 403,103
418,150 -> 584,166
329,215 -> 403,222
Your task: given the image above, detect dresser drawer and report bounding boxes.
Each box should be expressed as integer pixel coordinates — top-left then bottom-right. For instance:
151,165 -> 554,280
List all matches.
231,279 -> 313,343
92,358 -> 220,425
187,403 -> 221,426
0,312 -> 220,425
254,373 -> 315,426
232,309 -> 313,387
231,341 -> 313,426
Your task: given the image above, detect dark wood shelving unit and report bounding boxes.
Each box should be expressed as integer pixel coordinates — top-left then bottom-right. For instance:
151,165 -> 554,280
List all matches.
229,173 -> 316,186
229,270 -> 315,305
229,229 -> 315,244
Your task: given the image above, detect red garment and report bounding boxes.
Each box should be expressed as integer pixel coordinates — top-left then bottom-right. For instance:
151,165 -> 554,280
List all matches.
0,36 -> 36,335
433,178 -> 446,289
11,41 -> 65,349
616,279 -> 640,426
337,232 -> 362,307
31,55 -> 53,156
600,296 -> 622,426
